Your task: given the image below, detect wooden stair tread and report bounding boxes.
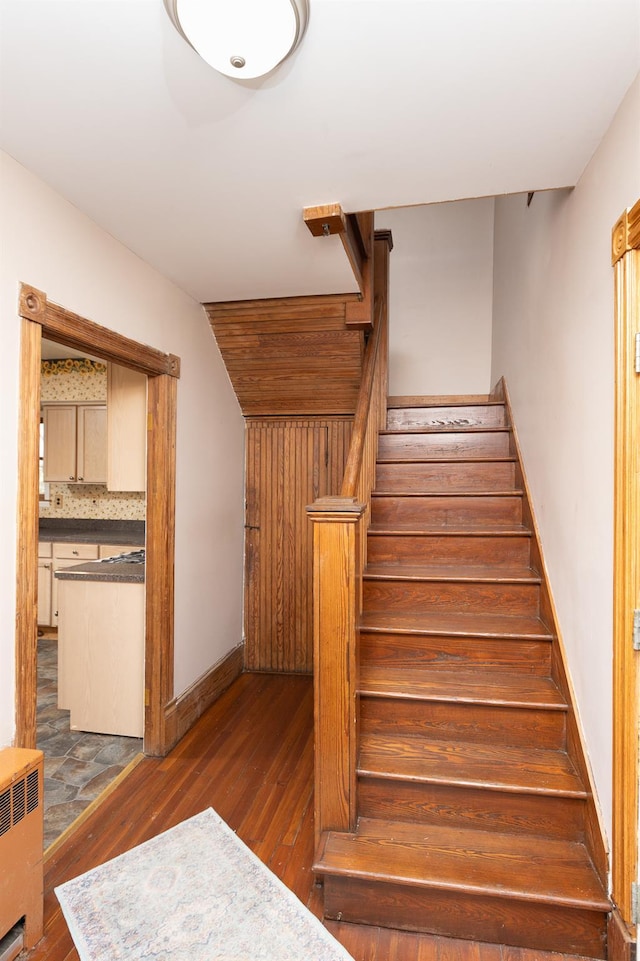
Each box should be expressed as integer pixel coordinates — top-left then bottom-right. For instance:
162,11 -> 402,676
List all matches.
364,563 -> 541,584
372,489 -> 523,497
377,456 -> 518,464
359,732 -> 586,797
360,609 -> 552,639
387,396 -> 497,407
369,523 -> 531,535
315,819 -> 609,911
380,426 -> 511,435
359,665 -> 566,709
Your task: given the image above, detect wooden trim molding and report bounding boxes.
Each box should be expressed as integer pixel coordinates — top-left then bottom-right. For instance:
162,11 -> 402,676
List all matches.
144,372 -> 177,756
608,906 -> 637,961
164,643 -> 244,748
14,319 -> 42,748
500,377 -> 609,886
15,284 -> 180,757
18,284 -> 180,378
612,201 -> 640,926
612,199 -> 640,265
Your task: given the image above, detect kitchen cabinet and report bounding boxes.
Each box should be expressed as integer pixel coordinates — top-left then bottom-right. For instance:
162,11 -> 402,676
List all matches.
51,543 -> 100,632
107,364 -> 147,492
43,403 -> 107,484
37,542 -> 52,627
57,578 -> 145,737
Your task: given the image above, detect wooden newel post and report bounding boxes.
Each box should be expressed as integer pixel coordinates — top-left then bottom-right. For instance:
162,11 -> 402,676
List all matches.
307,496 -> 365,852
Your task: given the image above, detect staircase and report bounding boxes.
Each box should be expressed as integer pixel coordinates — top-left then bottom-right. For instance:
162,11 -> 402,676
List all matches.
314,394 -> 610,958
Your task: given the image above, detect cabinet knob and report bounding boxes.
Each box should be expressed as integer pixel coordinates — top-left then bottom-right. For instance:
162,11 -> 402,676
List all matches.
69,475 -> 75,480
78,477 -> 84,482
44,563 -> 51,570
72,550 -> 79,555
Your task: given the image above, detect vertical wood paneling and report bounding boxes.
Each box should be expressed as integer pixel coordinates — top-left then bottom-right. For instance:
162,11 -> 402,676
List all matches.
245,419 -> 351,674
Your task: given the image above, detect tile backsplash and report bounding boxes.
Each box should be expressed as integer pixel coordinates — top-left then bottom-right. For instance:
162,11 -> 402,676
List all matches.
40,360 -> 146,521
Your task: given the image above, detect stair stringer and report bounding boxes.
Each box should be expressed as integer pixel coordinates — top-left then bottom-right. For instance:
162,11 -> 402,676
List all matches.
496,376 -> 609,886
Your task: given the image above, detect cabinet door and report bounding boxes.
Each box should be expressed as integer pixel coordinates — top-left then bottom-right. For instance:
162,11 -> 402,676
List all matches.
107,364 -> 147,492
52,543 -> 100,628
43,405 -> 77,482
245,422 -> 328,673
37,558 -> 52,627
77,405 -> 107,483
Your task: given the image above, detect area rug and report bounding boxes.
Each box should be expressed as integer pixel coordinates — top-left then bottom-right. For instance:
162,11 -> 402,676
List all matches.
55,807 -> 354,961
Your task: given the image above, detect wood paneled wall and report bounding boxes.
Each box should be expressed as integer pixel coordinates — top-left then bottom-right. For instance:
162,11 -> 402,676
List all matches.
205,294 -> 365,416
245,418 -> 353,673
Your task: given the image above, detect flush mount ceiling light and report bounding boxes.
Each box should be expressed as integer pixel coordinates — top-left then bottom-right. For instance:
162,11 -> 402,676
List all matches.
163,0 -> 310,80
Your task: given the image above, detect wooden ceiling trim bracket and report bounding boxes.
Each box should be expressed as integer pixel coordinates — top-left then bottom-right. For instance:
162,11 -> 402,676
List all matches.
303,205 -> 375,331
18,284 -> 180,378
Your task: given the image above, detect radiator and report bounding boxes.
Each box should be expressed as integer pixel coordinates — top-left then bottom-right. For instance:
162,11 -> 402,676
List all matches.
0,748 -> 44,949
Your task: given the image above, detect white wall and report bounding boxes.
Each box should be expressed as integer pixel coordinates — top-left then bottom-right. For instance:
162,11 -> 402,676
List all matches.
376,199 -> 495,397
0,151 -> 246,745
491,74 -> 640,841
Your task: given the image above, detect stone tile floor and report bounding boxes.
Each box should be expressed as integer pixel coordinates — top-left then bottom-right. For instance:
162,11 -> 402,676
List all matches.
37,637 -> 142,849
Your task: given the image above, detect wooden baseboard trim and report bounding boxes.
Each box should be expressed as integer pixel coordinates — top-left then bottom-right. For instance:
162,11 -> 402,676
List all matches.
608,906 -> 637,961
164,643 -> 244,749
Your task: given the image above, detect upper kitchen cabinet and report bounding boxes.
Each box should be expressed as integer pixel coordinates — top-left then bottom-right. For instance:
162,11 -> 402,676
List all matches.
107,364 -> 147,492
43,403 -> 107,483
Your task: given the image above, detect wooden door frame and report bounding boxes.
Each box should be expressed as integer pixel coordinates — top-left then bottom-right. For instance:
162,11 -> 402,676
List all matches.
611,200 -> 640,930
15,284 -> 180,757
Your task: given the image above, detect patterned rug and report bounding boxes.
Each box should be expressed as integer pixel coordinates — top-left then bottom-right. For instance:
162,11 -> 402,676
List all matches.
55,808 -> 354,961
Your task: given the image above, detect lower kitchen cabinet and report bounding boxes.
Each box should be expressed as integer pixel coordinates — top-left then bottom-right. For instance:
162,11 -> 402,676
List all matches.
37,542 -> 52,627
51,543 -> 100,629
57,578 -> 144,737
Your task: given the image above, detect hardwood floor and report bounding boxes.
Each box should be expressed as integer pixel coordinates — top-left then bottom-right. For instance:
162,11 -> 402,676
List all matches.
31,673 -> 598,961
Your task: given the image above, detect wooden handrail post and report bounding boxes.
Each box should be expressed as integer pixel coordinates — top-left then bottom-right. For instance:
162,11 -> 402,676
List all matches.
307,496 -> 365,852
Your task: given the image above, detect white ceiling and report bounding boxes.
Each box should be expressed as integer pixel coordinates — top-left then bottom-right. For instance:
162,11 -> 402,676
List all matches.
1,1 -> 638,304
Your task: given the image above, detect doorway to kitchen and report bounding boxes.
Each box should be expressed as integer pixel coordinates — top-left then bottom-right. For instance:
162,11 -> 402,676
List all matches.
15,284 -> 180,804
36,338 -> 147,847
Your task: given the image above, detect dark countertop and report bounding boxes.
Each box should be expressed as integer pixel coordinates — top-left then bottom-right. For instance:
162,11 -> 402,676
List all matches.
39,518 -> 145,547
55,557 -> 145,584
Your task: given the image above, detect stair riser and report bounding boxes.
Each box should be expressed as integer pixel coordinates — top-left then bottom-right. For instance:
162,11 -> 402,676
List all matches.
366,533 -> 532,568
378,432 -> 510,461
360,632 -> 552,675
371,495 -> 523,528
322,876 -> 606,958
363,579 -> 540,616
387,405 -> 506,430
361,699 -> 566,750
357,778 -> 586,842
375,461 -> 516,492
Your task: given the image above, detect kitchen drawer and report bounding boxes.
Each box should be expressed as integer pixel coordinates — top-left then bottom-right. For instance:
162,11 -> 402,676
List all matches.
54,543 -> 100,561
38,542 -> 52,558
